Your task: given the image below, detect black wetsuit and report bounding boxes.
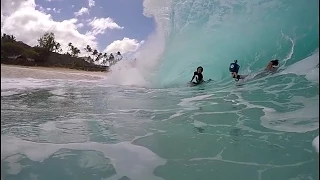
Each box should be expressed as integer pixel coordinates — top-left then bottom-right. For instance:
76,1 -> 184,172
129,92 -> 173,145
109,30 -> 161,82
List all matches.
192,72 -> 203,84
229,63 -> 240,74
229,63 -> 241,80
270,60 -> 279,66
268,60 -> 279,72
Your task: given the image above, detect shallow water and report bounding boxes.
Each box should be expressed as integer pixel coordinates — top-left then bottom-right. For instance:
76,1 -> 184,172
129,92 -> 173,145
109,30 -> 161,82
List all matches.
1,61 -> 319,180
1,0 -> 319,179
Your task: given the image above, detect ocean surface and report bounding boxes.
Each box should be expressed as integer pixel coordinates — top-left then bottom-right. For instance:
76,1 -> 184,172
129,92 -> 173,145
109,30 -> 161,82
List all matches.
1,0 -> 319,180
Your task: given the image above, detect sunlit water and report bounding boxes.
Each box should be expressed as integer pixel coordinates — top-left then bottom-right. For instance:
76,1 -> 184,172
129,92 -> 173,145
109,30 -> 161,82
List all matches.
1,60 -> 319,180
1,0 -> 319,179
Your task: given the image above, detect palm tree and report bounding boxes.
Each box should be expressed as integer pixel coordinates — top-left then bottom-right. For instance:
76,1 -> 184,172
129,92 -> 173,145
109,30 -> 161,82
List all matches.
71,46 -> 81,57
53,42 -> 61,53
92,49 -> 98,56
102,53 -> 108,64
1,34 -> 16,42
116,51 -> 123,61
67,42 -> 73,54
84,45 -> 92,53
95,52 -> 102,62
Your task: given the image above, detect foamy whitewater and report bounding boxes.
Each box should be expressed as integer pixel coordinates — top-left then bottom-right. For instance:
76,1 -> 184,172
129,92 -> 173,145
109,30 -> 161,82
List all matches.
1,0 -> 319,180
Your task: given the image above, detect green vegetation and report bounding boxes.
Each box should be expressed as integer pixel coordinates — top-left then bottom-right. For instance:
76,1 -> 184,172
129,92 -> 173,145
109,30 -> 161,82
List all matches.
1,32 -> 122,72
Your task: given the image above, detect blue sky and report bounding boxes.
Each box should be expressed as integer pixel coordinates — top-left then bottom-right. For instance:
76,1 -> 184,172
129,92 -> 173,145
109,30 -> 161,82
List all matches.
35,0 -> 155,52
1,0 -> 157,56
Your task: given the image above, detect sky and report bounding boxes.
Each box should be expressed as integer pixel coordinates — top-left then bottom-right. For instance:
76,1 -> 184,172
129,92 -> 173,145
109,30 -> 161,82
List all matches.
1,0 -> 156,56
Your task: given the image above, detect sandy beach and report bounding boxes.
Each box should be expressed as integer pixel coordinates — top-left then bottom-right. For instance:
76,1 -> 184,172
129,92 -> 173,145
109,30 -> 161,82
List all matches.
1,64 -> 107,80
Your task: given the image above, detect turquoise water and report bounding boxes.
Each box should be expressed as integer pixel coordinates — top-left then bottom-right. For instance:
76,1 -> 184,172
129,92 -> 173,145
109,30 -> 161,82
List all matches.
1,0 -> 319,180
154,0 -> 319,85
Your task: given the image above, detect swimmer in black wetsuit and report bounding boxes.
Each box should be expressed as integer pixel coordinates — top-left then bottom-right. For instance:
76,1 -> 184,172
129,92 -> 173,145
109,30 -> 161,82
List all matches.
229,60 -> 246,81
265,59 -> 279,72
190,66 -> 204,84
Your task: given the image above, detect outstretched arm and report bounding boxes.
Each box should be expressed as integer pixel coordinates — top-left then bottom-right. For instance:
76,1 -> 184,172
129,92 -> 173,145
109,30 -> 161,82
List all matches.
190,75 -> 195,82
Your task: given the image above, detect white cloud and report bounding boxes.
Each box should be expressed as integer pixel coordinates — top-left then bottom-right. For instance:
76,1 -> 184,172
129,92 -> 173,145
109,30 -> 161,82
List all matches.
46,7 -> 61,13
36,5 -> 45,13
52,8 -> 61,13
88,0 -> 95,7
76,23 -> 84,28
1,0 -> 24,15
104,37 -> 145,54
1,0 -> 98,54
87,17 -> 123,36
74,7 -> 89,17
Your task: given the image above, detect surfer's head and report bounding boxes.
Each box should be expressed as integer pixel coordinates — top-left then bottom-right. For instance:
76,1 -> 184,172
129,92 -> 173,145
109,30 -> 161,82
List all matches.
197,66 -> 203,73
271,60 -> 279,66
234,60 -> 238,63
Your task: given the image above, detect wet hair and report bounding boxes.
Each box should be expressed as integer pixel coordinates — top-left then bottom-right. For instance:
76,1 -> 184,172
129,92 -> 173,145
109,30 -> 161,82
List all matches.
197,66 -> 203,71
271,60 -> 279,66
234,60 -> 238,63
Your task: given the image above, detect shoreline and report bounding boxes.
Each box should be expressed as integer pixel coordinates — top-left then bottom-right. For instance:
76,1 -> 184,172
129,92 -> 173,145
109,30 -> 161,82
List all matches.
1,64 -> 108,80
1,64 -> 108,73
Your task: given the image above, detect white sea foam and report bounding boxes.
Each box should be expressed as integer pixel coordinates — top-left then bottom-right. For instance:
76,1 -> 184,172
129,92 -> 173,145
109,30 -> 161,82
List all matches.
1,135 -> 166,180
312,136 -> 319,153
178,94 -> 212,107
261,96 -> 319,133
1,65 -> 106,96
1,78 -> 58,96
280,51 -> 319,83
192,120 -> 208,128
164,94 -> 212,120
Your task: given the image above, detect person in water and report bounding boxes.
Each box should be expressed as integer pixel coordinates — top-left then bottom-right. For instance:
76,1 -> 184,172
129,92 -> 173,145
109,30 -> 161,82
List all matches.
265,59 -> 279,72
190,66 -> 204,84
229,60 -> 246,81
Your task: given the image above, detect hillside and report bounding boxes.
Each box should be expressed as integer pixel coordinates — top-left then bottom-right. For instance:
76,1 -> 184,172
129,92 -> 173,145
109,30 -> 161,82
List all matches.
1,34 -> 108,72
